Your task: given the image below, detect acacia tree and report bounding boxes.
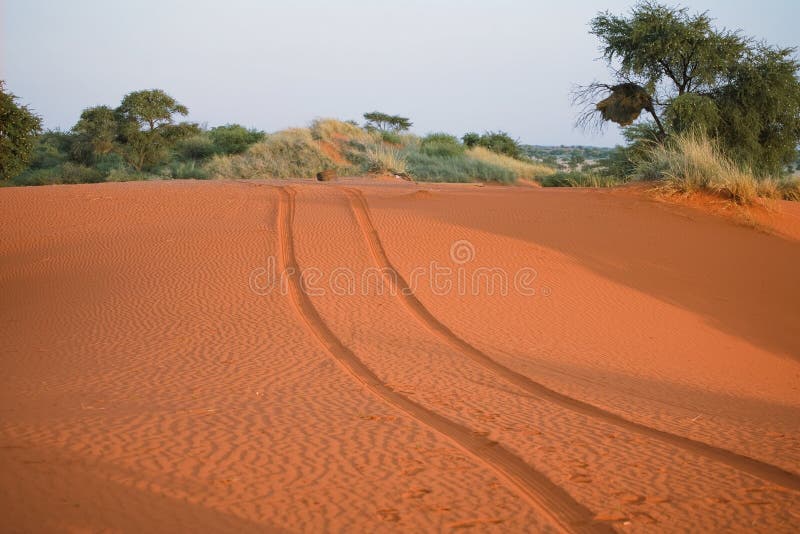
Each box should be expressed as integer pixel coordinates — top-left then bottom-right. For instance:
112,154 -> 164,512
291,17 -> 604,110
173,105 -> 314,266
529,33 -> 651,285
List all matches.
71,105 -> 118,163
363,111 -> 412,132
0,81 -> 42,180
575,1 -> 800,175
115,89 -> 190,170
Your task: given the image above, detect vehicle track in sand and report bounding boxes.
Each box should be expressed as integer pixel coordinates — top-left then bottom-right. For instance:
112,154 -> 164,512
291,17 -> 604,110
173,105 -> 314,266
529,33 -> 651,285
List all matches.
273,185 -> 610,534
341,185 -> 800,493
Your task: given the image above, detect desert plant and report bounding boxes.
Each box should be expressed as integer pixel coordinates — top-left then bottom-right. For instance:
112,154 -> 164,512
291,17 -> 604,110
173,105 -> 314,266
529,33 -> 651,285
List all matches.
365,144 -> 407,175
466,146 -> 554,180
0,81 -> 42,180
576,2 -> 800,175
406,151 -> 515,183
540,171 -> 623,188
420,133 -> 465,157
207,128 -> 335,179
637,132 -> 767,204
363,111 -> 412,132
175,134 -> 216,160
208,124 -> 265,154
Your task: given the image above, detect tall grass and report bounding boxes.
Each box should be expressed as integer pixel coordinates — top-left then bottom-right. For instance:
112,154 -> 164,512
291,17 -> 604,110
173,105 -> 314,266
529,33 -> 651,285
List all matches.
207,128 -> 337,179
466,146 -> 555,181
365,144 -> 407,175
540,171 -> 624,188
406,152 -> 515,183
635,132 -> 800,204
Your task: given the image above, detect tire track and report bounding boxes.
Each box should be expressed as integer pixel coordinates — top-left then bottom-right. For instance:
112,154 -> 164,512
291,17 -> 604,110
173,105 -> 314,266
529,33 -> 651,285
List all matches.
272,185 -> 610,534
341,186 -> 800,493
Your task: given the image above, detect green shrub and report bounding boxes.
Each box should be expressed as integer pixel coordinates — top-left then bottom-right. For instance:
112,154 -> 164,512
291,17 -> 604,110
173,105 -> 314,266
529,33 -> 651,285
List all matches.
420,133 -> 465,157
11,167 -> 61,186
406,151 -> 515,183
176,134 -> 216,160
209,124 -> 265,155
60,162 -> 105,184
380,131 -> 403,145
166,160 -> 211,179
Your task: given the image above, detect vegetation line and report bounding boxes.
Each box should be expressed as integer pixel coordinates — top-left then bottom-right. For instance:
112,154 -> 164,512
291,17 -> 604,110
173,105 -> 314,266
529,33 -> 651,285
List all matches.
273,185 -> 608,534
342,186 -> 800,492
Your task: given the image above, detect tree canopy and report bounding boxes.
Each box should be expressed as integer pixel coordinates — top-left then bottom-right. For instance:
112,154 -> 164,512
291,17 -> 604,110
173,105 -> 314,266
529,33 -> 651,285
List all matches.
576,1 -> 800,175
363,111 -> 412,132
0,81 -> 42,180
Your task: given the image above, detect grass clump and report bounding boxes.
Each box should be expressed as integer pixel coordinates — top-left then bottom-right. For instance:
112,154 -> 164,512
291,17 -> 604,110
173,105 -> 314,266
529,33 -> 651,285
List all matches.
207,128 -> 336,179
406,151 -> 515,183
365,144 -> 407,175
540,171 -> 624,188
637,132 -> 774,204
466,146 -> 555,181
420,133 -> 465,157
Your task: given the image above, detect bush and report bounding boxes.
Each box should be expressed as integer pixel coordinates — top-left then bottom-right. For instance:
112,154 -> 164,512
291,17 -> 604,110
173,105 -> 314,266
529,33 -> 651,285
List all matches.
209,124 -> 265,155
207,128 -> 335,179
176,134 -> 216,160
406,151 -> 515,183
166,160 -> 211,179
476,131 -> 523,159
60,162 -> 105,184
380,131 -> 403,145
310,118 -> 374,144
11,167 -> 61,186
420,133 -> 465,157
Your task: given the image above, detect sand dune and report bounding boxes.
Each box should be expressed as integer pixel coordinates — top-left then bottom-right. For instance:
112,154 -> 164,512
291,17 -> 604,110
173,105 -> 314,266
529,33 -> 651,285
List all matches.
1,178 -> 798,532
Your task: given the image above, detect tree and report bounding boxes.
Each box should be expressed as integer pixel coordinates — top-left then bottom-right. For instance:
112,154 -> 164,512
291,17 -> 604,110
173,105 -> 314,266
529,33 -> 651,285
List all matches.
461,132 -> 481,147
575,1 -> 800,175
71,105 -> 118,163
115,89 -> 190,170
0,81 -> 42,180
363,111 -> 412,132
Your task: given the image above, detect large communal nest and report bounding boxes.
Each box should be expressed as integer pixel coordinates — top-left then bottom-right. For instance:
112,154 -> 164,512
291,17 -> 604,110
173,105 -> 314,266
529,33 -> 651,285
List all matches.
596,83 -> 653,126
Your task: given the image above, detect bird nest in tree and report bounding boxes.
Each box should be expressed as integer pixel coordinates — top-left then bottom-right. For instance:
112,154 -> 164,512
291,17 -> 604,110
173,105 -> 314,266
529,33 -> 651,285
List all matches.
596,83 -> 652,126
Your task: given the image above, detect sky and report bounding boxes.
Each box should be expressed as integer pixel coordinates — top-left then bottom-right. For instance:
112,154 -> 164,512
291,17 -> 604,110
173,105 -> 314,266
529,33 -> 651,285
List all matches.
2,0 -> 798,146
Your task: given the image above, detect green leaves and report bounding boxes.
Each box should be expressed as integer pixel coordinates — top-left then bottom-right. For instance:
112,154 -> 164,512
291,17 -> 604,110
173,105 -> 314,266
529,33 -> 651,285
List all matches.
0,81 -> 42,180
582,1 -> 800,175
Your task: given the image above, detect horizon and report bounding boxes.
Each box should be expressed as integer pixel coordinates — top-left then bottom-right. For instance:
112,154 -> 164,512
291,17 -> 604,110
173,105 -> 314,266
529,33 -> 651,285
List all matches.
2,0 -> 798,147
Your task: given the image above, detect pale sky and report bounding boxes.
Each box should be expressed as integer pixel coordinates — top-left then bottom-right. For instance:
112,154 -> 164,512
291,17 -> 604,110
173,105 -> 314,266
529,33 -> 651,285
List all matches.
2,0 -> 797,146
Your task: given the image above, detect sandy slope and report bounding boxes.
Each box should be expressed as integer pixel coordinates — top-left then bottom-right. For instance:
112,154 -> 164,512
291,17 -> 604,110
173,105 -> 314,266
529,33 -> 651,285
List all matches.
0,178 -> 798,532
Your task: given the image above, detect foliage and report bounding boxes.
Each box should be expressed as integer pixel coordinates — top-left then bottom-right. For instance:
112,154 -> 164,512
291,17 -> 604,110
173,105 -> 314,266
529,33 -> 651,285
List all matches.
207,128 -> 336,179
363,111 -> 412,132
462,131 -> 523,159
577,1 -> 800,175
636,131 -> 781,204
208,124 -> 264,155
0,81 -> 43,180
175,134 -> 217,161
71,105 -> 117,163
461,132 -> 481,148
406,152 -> 515,183
420,133 -> 465,157
115,89 -> 192,170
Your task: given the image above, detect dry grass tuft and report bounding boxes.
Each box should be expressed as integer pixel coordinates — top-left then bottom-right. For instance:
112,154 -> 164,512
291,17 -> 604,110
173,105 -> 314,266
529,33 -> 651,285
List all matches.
466,146 -> 555,180
638,132 -> 798,205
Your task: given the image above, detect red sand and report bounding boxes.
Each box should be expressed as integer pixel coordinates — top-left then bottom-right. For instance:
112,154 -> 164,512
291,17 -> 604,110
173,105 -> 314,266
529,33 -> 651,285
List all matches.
1,178 -> 798,532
